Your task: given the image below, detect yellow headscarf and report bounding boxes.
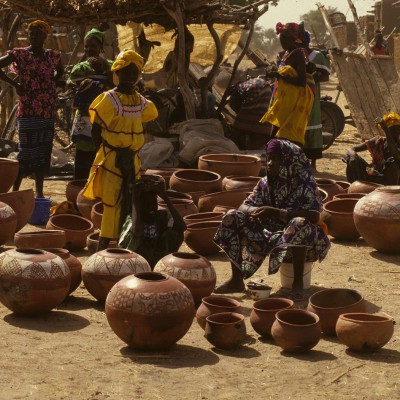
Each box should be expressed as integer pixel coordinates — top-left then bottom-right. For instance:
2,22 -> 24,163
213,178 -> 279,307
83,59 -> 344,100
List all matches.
111,50 -> 144,72
382,112 -> 400,128
27,20 -> 51,36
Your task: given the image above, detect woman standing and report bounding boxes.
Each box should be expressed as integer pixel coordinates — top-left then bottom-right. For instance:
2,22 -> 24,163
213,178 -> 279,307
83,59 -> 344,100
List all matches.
0,20 -> 64,197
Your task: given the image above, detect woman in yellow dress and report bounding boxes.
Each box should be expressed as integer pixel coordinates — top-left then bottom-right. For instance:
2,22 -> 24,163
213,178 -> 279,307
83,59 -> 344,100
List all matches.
83,50 -> 158,251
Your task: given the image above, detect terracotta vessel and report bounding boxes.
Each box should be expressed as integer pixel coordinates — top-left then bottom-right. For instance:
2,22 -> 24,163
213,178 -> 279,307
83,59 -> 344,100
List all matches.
183,211 -> 225,225
213,205 -> 236,213
46,214 -> 94,251
250,298 -> 294,338
336,313 -> 395,352
198,190 -> 247,212
333,193 -> 366,200
0,188 -> 35,232
158,198 -> 198,218
91,202 -> 103,230
354,186 -> 400,253
66,179 -> 87,204
170,169 -> 222,194
204,312 -> 246,350
154,252 -> 217,307
187,191 -> 206,206
86,232 -> 118,254
271,309 -> 322,353
196,295 -> 241,329
222,175 -> 243,190
161,190 -> 192,201
335,180 -> 350,192
105,271 -> 195,350
76,189 -> 97,220
82,248 -> 151,302
184,220 -> 222,255
316,178 -> 345,201
323,199 -> 360,240
0,201 -> 17,245
307,288 -> 365,335
198,154 -> 261,178
14,229 -> 66,249
318,188 -> 329,204
0,158 -> 19,194
0,249 -> 70,315
144,168 -> 182,189
225,176 -> 261,192
348,180 -> 383,194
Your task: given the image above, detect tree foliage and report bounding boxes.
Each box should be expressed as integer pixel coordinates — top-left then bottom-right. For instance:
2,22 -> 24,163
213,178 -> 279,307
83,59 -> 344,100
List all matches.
251,24 -> 281,61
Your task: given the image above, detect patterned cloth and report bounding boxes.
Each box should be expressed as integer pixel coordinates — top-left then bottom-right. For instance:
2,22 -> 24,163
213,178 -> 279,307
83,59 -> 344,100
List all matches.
213,139 -> 330,278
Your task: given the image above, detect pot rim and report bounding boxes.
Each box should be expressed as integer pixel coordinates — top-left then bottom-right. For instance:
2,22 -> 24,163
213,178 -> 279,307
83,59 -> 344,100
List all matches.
184,211 -> 224,221
0,158 -> 19,164
134,271 -> 169,281
253,297 -> 294,312
199,153 -> 261,164
48,214 -> 94,232
205,311 -> 245,324
170,252 -> 203,260
202,295 -> 241,308
316,178 -> 337,185
338,312 -> 394,323
15,230 -> 65,237
186,220 -> 222,230
322,199 -> 359,214
275,309 -> 320,326
199,189 -> 248,200
172,169 -> 221,183
375,185 -> 400,193
309,288 -> 364,310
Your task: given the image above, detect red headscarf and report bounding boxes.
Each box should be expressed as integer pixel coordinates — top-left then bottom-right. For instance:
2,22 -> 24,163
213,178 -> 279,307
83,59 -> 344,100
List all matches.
275,22 -> 306,44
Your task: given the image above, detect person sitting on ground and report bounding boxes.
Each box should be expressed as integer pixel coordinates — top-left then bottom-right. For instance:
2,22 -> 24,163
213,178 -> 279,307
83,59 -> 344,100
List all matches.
213,138 -> 330,301
370,31 -> 389,56
344,112 -> 400,185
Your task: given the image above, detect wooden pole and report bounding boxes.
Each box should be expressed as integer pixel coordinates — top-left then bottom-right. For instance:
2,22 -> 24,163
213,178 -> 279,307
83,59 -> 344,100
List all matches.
316,3 -> 341,49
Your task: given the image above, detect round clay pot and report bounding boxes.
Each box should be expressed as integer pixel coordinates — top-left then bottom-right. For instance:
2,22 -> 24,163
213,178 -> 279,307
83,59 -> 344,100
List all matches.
184,220 -> 222,255
336,313 -> 395,352
0,158 -> 19,194
323,199 -> 360,240
271,309 -> 322,353
46,214 -> 94,251
91,202 -> 103,230
0,248 -> 70,315
161,190 -> 192,201
196,295 -> 241,329
316,178 -> 345,202
333,193 -> 366,200
354,186 -> 400,253
250,298 -> 294,338
204,312 -> 246,350
82,248 -> 151,302
158,198 -> 198,218
348,180 -> 383,194
307,288 -> 365,335
222,175 -> 243,190
318,188 -> 329,204
105,271 -> 195,350
187,191 -> 206,206
66,179 -> 87,204
170,169 -> 222,194
14,229 -> 66,249
144,168 -> 182,189
225,176 -> 261,192
0,188 -> 35,232
154,252 -> 217,307
213,205 -> 235,213
0,201 -> 17,245
335,180 -> 350,192
198,154 -> 262,178
86,231 -> 118,254
198,190 -> 247,212
76,189 -> 97,220
183,211 -> 225,225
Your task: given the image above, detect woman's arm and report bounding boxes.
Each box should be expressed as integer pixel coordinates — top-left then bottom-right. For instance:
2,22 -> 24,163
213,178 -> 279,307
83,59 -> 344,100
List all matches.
347,141 -> 368,163
279,50 -> 307,87
91,123 -> 102,149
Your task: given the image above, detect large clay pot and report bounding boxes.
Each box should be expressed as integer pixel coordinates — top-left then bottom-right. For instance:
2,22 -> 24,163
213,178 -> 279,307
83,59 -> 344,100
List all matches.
105,271 -> 195,350
271,309 -> 322,353
225,176 -> 261,192
222,175 -> 243,190
348,180 -> 383,194
0,249 -> 70,315
158,198 -> 198,217
307,288 -> 365,335
86,232 -> 118,255
161,190 -> 192,201
250,298 -> 294,338
0,188 -> 35,232
353,186 -> 400,253
323,199 -> 360,240
0,201 -> 17,245
144,168 -> 182,189
187,191 -> 206,206
0,158 -> 19,194
333,193 -> 366,200
196,295 -> 241,329
204,312 -> 246,350
46,214 -> 94,251
14,229 -> 66,249
198,154 -> 261,178
184,220 -> 222,255
316,178 -> 345,201
336,180 -> 350,192
91,202 -> 103,230
336,313 -> 395,352
183,211 -> 225,225
82,248 -> 151,302
76,189 -> 97,220
170,169 -> 222,194
154,252 -> 217,307
66,179 -> 87,204
213,205 -> 235,213
198,190 -> 247,212
318,188 -> 329,204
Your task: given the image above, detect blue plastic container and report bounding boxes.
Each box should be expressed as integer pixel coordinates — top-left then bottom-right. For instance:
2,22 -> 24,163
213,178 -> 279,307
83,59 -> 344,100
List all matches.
29,198 -> 52,225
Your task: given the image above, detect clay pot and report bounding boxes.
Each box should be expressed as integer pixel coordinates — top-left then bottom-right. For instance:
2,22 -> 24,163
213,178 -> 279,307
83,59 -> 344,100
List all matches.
213,205 -> 235,213
187,191 -> 206,206
0,158 -> 19,194
271,309 -> 322,353
323,199 -> 360,240
333,193 -> 366,200
184,220 -> 222,255
204,312 -> 246,350
0,188 -> 35,232
336,180 -> 350,192
0,201 -> 17,245
250,298 -> 294,338
158,198 -> 198,218
348,180 -> 383,194
105,271 -> 195,350
170,169 -> 222,194
183,211 -> 225,225
0,249 -> 70,315
225,176 -> 261,192
354,186 -> 400,253
336,313 -> 395,352
144,168 -> 182,189
307,288 -> 365,335
46,214 -> 94,251
162,190 -> 192,201
66,179 -> 87,204
222,175 -> 242,190
14,229 -> 66,249
82,248 -> 151,302
198,190 -> 248,212
76,189 -> 97,220
86,231 -> 118,254
154,252 -> 217,307
198,154 -> 262,178
318,188 -> 329,204
316,178 -> 345,201
196,295 -> 241,329
91,202 -> 103,230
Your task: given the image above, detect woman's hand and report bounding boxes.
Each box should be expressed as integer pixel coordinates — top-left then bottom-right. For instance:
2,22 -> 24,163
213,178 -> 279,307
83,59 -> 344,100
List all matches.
249,206 -> 280,223
88,56 -> 109,74
265,71 -> 280,80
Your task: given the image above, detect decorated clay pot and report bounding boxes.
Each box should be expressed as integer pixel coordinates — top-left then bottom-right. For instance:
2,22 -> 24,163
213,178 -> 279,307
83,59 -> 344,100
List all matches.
0,201 -> 17,245
105,271 -> 195,350
86,232 -> 118,255
307,288 -> 365,335
91,202 -> 103,230
198,154 -> 261,178
318,188 -> 329,204
144,168 -> 182,189
333,193 -> 366,200
196,295 -> 241,329
66,179 -> 87,204
323,199 -> 360,240
204,312 -> 246,350
198,190 -> 247,212
250,298 -> 294,338
183,211 -> 225,225
335,180 -> 350,192
170,169 -> 222,194
0,249 -> 70,315
14,229 -> 66,249
46,214 -> 94,251
271,309 -> 321,353
82,248 -> 151,302
187,191 -> 206,206
76,189 -> 97,220
154,252 -> 217,306
348,180 -> 383,194
0,188 -> 35,232
184,220 -> 222,255
224,176 -> 261,192
354,186 -> 400,253
0,158 -> 19,194
316,178 -> 345,201
158,198 -> 198,218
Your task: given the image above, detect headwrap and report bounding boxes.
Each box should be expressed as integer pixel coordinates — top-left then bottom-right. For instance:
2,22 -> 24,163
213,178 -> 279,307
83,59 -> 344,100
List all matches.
275,22 -> 306,44
266,138 -> 283,154
27,20 -> 51,36
111,49 -> 144,72
382,112 -> 400,128
84,28 -> 105,45
299,21 -> 311,47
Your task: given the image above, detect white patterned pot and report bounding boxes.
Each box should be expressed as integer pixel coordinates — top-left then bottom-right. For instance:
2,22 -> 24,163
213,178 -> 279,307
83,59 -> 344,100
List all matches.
0,201 -> 17,245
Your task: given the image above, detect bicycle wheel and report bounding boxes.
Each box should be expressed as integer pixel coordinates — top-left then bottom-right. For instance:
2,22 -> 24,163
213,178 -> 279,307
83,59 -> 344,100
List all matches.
320,101 -> 345,136
321,106 -> 338,151
1,103 -> 18,142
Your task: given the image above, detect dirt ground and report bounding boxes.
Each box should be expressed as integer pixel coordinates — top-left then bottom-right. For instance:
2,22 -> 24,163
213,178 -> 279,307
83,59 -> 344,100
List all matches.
0,78 -> 399,400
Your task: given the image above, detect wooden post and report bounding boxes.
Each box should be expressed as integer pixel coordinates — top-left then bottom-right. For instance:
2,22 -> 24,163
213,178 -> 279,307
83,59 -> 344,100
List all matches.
68,24 -> 86,66
316,3 -> 341,49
